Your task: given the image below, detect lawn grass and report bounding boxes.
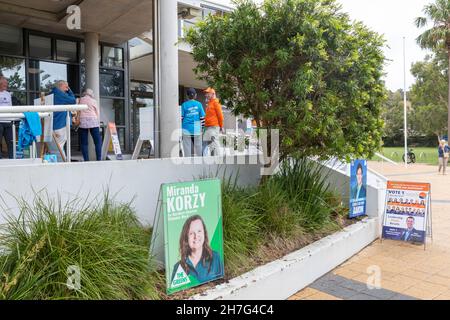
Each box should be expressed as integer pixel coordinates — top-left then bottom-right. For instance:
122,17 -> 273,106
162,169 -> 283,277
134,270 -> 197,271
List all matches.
371,147 -> 438,165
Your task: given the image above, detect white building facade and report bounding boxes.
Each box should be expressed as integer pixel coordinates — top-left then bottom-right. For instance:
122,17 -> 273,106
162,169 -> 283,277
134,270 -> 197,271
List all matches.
0,0 -> 234,158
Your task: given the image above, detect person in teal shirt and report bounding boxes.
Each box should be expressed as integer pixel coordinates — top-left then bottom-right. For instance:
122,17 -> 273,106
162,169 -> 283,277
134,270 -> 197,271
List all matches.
181,88 -> 205,157
171,215 -> 223,285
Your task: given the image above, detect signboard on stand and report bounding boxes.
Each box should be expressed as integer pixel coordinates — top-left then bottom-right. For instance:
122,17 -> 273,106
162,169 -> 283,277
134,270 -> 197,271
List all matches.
34,94 -> 53,143
382,181 -> 432,246
349,160 -> 367,218
101,122 -> 123,160
150,179 -> 225,295
33,94 -> 64,161
132,107 -> 154,160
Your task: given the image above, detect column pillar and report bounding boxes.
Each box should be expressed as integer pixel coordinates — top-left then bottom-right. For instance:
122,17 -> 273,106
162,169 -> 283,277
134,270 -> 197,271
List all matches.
156,0 -> 180,158
84,32 -> 100,160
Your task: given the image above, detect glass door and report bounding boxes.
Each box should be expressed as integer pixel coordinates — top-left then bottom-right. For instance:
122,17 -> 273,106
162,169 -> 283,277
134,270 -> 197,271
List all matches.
130,82 -> 154,156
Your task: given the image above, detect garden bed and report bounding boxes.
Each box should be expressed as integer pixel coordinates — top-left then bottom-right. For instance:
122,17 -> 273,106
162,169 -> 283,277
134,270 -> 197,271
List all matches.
0,158 -> 361,300
164,216 -> 359,300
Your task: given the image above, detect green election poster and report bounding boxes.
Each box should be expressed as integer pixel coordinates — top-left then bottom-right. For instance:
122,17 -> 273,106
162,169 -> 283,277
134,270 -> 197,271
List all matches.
162,179 -> 224,295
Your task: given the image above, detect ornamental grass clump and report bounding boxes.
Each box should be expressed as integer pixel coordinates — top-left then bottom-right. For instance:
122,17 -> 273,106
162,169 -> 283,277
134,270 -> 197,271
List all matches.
220,157 -> 347,278
221,177 -> 262,275
0,194 -> 160,300
271,158 -> 340,231
250,179 -> 300,238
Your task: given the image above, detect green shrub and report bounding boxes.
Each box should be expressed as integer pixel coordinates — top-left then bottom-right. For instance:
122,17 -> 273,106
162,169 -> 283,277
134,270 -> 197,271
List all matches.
250,179 -> 301,237
0,194 -> 159,300
221,157 -> 345,273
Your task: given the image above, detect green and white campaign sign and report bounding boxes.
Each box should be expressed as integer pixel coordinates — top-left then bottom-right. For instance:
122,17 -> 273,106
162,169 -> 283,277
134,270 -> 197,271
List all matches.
152,179 -> 225,295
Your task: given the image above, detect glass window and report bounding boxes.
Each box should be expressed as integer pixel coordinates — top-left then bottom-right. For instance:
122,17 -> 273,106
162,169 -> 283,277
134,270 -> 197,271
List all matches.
80,43 -> 84,64
202,7 -> 223,19
102,46 -> 123,68
67,64 -> 80,94
28,92 -> 40,105
29,35 -> 52,60
129,37 -> 152,61
11,91 -> 26,105
0,57 -> 26,91
100,98 -> 125,126
57,40 -> 77,62
80,64 -> 86,91
28,60 -> 80,94
0,24 -> 23,56
80,42 -> 101,65
130,81 -> 153,93
100,68 -> 124,97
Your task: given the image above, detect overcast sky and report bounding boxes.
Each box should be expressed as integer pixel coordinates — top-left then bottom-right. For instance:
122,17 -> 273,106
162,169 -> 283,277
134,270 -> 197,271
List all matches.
338,0 -> 432,91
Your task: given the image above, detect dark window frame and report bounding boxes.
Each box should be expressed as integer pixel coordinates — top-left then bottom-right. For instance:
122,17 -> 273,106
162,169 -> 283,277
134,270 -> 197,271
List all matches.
1,27 -> 130,151
0,24 -> 25,56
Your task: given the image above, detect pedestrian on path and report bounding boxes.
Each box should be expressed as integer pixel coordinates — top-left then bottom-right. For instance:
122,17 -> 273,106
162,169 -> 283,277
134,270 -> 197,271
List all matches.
181,88 -> 205,157
438,139 -> 450,175
78,88 -> 102,161
202,87 -> 224,156
50,80 -> 76,161
0,76 -> 14,159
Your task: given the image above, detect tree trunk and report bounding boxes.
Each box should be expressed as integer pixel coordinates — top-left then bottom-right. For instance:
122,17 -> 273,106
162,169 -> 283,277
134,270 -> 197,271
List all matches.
448,48 -> 450,142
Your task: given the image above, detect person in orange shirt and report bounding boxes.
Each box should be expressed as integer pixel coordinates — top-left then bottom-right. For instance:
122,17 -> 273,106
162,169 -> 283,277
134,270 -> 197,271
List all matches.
203,87 -> 224,156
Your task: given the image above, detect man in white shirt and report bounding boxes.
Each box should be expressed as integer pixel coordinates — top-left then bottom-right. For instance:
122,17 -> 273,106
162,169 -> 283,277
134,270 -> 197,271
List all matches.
0,76 -> 14,159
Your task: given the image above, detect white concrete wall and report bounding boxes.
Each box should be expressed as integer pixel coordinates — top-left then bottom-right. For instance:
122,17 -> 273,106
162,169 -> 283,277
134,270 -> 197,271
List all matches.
0,156 -> 262,226
0,156 -> 387,227
194,218 -> 379,300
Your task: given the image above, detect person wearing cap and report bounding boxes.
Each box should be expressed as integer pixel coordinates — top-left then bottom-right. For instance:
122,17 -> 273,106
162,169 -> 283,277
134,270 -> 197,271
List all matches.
78,88 -> 102,161
203,87 -> 224,156
181,88 -> 205,157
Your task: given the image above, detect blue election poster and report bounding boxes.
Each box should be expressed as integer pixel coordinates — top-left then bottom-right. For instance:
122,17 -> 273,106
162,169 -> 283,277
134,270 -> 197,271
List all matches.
349,160 -> 367,218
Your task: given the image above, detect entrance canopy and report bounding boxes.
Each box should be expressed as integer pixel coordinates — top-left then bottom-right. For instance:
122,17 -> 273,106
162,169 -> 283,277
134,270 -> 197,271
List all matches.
0,0 -> 153,44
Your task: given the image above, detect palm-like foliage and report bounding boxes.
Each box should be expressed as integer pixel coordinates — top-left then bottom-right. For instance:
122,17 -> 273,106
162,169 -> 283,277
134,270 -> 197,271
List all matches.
416,0 -> 450,139
416,0 -> 450,49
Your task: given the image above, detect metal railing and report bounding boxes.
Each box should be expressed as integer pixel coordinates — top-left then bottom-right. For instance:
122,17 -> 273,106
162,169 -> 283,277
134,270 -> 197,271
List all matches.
0,105 -> 88,162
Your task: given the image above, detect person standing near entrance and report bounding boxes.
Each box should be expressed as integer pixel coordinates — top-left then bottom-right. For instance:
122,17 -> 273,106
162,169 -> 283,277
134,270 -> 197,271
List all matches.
0,76 -> 14,159
78,88 -> 102,161
438,139 -> 450,175
203,87 -> 224,156
181,88 -> 205,157
51,80 -> 76,160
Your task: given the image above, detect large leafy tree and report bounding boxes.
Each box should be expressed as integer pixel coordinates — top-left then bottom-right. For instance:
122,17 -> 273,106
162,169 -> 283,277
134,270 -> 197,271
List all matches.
409,53 -> 448,139
382,90 -> 410,139
416,0 -> 450,140
186,0 -> 386,161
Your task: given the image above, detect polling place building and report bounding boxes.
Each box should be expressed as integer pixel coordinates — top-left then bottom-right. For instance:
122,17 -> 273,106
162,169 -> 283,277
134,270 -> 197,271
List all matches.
0,0 -> 264,227
0,0 -> 234,158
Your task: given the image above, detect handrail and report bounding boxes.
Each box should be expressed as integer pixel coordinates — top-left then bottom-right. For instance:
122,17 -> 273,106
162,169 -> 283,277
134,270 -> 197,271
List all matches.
367,167 -> 388,182
0,112 -> 51,119
0,105 -> 87,163
375,152 -> 399,166
0,105 -> 88,113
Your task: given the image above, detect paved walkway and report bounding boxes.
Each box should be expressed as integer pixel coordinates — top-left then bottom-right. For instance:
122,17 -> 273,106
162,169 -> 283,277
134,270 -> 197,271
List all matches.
290,161 -> 450,300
